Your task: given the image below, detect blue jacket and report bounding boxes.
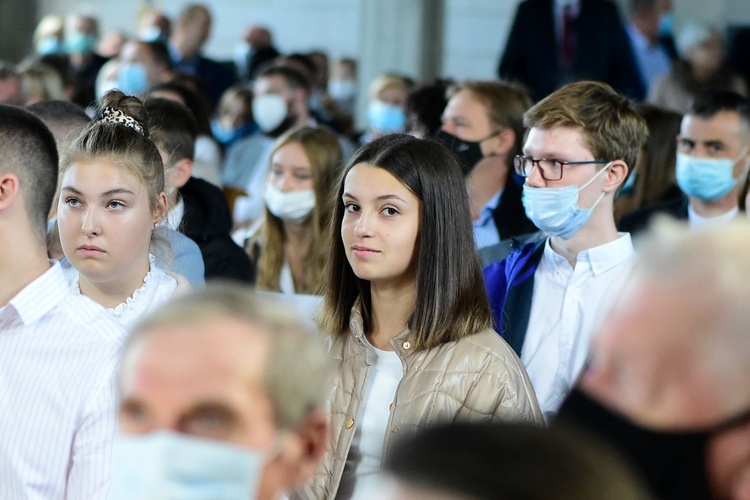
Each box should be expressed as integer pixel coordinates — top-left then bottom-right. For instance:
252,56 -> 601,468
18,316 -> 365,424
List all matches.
483,238 -> 546,356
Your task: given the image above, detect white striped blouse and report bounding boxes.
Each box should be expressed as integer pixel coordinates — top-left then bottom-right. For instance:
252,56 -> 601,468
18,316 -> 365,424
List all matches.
0,263 -> 126,499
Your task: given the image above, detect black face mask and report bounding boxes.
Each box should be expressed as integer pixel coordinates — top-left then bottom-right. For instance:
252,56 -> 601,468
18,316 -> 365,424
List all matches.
435,130 -> 489,176
263,113 -> 297,139
557,388 -> 750,500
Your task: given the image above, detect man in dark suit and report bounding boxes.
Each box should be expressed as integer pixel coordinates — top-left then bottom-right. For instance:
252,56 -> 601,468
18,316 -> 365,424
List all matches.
498,0 -> 643,102
169,3 -> 235,109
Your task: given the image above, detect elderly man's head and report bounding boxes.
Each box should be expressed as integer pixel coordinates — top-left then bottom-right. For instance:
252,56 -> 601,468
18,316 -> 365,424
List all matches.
114,285 -> 331,499
569,219 -> 750,499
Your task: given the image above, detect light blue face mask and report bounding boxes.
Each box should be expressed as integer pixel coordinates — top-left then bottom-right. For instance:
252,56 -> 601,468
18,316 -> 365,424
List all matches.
37,36 -> 65,55
110,431 -> 267,500
367,100 -> 406,133
522,164 -> 610,239
65,32 -> 96,54
117,63 -> 149,96
675,151 -> 749,202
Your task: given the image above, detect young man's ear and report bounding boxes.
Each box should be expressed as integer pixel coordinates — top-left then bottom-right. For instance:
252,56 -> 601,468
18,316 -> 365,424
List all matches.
169,158 -> 193,190
603,160 -> 628,193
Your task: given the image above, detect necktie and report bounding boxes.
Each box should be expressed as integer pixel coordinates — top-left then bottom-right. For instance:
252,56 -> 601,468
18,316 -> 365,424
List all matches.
560,4 -> 576,72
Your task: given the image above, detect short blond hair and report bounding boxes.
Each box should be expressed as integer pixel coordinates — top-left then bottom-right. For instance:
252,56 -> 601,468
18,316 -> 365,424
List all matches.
126,283 -> 332,430
525,81 -> 647,170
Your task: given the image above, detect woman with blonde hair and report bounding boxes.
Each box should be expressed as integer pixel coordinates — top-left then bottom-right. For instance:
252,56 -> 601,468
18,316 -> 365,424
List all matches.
57,90 -> 189,327
245,125 -> 342,294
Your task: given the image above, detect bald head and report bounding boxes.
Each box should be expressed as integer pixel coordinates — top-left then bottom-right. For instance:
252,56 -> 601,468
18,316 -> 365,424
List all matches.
583,219 -> 750,429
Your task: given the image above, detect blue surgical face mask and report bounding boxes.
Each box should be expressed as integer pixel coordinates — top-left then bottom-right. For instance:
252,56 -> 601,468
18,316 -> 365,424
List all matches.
676,151 -> 749,202
37,36 -> 65,55
110,431 -> 268,500
367,100 -> 406,133
522,164 -> 610,239
65,32 -> 96,54
117,63 -> 149,96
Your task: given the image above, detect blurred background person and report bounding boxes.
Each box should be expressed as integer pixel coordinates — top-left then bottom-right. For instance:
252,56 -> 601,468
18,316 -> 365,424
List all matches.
32,14 -> 66,56
649,22 -> 748,114
438,80 -> 537,249
65,13 -> 108,109
328,57 -> 357,119
625,0 -> 674,100
359,73 -> 412,144
242,125 -> 341,295
168,3 -> 235,109
137,10 -> 171,45
149,79 -> 223,186
615,103 -> 683,222
238,25 -> 281,82
96,29 -> 127,59
405,78 -> 451,139
211,84 -> 257,150
0,62 -> 25,106
18,61 -> 66,105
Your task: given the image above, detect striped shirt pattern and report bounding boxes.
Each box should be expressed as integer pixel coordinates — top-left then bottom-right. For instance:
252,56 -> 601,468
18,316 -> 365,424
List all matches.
0,263 -> 126,499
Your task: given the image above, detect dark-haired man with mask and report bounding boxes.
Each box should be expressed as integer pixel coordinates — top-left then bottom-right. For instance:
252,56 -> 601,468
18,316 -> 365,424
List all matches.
437,80 -> 537,249
222,64 -> 354,228
620,90 -> 750,235
557,219 -> 750,500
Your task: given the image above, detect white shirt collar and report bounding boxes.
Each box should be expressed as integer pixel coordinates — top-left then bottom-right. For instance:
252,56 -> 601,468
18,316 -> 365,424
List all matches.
544,233 -> 634,276
166,196 -> 186,231
4,262 -> 66,326
688,204 -> 739,229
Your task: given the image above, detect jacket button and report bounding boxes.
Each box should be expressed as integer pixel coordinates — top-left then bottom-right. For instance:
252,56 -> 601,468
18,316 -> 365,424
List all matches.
345,417 -> 355,429
402,341 -> 411,350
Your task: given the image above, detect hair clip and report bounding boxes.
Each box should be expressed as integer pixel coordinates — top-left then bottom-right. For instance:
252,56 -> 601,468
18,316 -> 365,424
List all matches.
98,107 -> 145,136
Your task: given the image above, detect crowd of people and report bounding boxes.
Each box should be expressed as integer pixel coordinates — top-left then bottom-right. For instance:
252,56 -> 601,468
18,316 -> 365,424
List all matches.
1,0 -> 750,498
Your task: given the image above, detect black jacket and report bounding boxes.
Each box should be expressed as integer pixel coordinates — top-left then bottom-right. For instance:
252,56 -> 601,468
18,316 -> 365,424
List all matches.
179,177 -> 254,283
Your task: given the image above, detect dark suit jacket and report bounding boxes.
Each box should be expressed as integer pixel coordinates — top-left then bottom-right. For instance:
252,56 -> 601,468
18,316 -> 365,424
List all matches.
617,195 -> 688,236
498,0 -> 643,101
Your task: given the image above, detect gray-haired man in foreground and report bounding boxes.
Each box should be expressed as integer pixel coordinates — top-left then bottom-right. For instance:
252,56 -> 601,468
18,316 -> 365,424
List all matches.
112,284 -> 331,499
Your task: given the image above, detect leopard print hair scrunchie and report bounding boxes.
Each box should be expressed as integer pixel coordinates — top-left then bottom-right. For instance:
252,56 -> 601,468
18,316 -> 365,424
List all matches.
98,107 -> 145,136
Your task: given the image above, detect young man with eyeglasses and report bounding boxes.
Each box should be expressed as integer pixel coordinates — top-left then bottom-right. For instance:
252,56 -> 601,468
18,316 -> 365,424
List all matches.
483,81 -> 648,418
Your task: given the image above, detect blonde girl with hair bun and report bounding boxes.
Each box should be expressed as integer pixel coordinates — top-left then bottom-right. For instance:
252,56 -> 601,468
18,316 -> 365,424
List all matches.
57,90 -> 189,328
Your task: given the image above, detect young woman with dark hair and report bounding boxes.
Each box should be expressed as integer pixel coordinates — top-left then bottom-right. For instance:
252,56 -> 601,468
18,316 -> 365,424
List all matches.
302,134 -> 542,499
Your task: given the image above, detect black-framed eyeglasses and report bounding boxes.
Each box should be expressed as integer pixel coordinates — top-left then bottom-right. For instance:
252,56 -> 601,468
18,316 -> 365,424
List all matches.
513,155 -> 609,181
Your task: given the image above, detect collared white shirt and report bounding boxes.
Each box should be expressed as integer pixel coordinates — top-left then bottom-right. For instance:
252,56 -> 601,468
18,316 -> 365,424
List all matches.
165,196 -> 186,232
0,263 -> 126,499
688,204 -> 739,230
473,188 -> 503,249
626,23 -> 671,92
522,234 -> 635,417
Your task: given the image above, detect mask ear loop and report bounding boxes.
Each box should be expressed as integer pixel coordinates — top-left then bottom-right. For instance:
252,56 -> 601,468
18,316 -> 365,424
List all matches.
577,162 -> 612,210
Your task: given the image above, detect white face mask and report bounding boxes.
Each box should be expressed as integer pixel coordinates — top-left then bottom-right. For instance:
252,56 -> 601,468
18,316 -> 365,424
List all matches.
264,184 -> 315,223
110,431 -> 265,499
252,94 -> 288,133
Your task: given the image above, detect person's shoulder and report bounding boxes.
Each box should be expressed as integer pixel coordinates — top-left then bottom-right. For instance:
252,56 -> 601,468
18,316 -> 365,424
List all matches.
456,328 -> 518,362
57,292 -> 126,347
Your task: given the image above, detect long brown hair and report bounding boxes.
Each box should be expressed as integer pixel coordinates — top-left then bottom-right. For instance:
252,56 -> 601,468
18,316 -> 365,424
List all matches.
318,134 -> 493,351
255,125 -> 342,293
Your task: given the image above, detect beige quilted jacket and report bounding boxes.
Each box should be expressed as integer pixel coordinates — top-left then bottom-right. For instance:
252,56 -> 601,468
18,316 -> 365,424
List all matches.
295,305 -> 543,499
